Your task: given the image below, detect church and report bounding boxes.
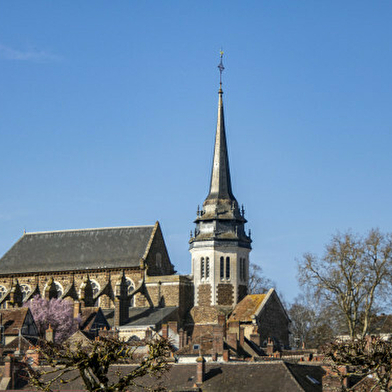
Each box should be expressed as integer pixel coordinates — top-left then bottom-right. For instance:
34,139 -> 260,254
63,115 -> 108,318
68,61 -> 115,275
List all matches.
0,58 -> 290,355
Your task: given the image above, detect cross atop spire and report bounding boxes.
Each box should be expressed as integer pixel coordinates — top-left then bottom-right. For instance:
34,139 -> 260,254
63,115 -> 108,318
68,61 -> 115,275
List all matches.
218,49 -> 225,87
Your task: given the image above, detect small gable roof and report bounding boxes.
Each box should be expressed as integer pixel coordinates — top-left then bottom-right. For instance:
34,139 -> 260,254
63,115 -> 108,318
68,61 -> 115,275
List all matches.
0,308 -> 31,335
0,224 -> 158,275
229,294 -> 266,322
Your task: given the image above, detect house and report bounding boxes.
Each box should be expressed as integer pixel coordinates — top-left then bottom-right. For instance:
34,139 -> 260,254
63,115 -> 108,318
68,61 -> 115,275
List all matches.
0,308 -> 38,346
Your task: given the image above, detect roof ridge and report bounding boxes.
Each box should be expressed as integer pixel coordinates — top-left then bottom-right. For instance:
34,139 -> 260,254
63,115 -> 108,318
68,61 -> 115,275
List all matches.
24,225 -> 155,235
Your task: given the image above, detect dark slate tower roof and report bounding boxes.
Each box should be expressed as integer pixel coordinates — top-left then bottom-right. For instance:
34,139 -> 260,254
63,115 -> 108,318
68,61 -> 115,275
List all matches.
204,86 -> 236,205
0,224 -> 163,275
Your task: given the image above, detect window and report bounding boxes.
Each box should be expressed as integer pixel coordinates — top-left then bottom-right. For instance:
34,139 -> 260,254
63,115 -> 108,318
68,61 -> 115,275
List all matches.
20,284 -> 31,301
126,278 -> 135,307
43,281 -> 63,298
206,257 -> 210,279
243,258 -> 247,281
201,258 -> 205,279
0,286 -> 6,300
220,257 -> 224,279
91,280 -> 100,306
239,258 -> 246,281
226,257 -> 230,279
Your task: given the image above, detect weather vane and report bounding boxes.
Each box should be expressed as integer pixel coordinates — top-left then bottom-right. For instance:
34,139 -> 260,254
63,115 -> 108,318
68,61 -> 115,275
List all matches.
218,49 -> 225,86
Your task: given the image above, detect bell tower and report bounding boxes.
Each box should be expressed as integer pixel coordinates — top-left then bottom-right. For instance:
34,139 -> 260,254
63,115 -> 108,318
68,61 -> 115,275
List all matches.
189,53 -> 252,310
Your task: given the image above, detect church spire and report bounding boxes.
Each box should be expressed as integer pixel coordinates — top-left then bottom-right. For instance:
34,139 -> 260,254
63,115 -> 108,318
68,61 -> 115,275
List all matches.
205,51 -> 236,205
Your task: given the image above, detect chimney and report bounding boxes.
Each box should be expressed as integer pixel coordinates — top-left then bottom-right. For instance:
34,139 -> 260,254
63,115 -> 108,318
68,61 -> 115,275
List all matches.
218,314 -> 226,333
73,301 -> 81,319
250,333 -> 260,347
145,328 -> 153,341
168,321 -> 178,334
4,355 -> 13,378
266,337 -> 274,356
213,325 -> 224,354
226,332 -> 237,351
179,329 -> 185,349
45,325 -> 54,343
223,349 -> 230,362
239,327 -> 245,347
161,324 -> 168,339
196,355 -> 206,384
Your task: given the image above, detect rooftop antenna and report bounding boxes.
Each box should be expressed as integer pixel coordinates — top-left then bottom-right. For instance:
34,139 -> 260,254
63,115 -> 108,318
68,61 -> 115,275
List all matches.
218,49 -> 225,88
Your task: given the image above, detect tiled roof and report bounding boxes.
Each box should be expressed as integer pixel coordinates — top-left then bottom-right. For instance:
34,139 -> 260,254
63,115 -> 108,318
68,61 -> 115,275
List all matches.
0,308 -> 30,335
0,225 -> 155,274
229,294 -> 266,322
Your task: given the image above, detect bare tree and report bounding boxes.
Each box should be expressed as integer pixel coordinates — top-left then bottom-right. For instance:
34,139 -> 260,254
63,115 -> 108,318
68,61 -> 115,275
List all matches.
248,263 -> 274,294
27,336 -> 171,392
323,336 -> 392,392
289,295 -> 337,349
298,229 -> 392,339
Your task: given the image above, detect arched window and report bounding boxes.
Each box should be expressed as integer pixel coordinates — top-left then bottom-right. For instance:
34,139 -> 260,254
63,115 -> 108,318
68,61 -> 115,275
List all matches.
20,284 -> 31,301
201,258 -> 205,279
220,257 -> 224,279
126,278 -> 135,307
0,285 -> 6,300
43,281 -> 63,298
206,257 -> 210,279
226,257 -> 230,279
91,280 -> 100,306
0,285 -> 6,309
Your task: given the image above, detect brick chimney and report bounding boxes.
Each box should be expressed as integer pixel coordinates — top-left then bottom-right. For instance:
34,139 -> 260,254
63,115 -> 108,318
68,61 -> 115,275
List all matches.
213,325 -> 224,354
161,324 -> 168,339
45,324 -> 54,343
73,300 -> 82,319
226,332 -> 237,351
250,332 -> 260,347
239,327 -> 245,347
168,321 -> 178,334
196,355 -> 206,384
266,337 -> 274,355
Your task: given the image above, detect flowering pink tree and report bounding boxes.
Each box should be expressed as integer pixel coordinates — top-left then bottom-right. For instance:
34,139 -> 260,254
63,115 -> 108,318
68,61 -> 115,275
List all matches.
24,296 -> 80,343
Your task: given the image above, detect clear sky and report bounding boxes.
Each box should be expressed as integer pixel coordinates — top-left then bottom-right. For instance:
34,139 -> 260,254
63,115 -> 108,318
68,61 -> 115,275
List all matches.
1,1 -> 392,302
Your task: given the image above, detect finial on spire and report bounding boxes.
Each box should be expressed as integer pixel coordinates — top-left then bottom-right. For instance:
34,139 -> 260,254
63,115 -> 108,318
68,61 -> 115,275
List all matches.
218,49 -> 225,88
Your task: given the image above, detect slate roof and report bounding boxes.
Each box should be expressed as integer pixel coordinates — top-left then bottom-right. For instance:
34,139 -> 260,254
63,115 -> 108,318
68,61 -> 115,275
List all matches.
18,361 -> 324,391
0,225 -> 155,274
103,306 -> 178,328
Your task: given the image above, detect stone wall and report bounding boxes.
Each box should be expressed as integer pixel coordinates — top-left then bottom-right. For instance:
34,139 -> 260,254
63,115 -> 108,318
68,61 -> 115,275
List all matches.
257,293 -> 290,349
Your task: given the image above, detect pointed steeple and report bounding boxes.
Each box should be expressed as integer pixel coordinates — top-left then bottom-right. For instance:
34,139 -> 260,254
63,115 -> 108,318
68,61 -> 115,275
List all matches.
204,54 -> 236,205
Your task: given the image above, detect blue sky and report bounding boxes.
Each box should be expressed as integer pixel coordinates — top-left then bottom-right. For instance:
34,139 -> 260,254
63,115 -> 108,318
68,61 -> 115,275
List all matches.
1,1 -> 392,302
